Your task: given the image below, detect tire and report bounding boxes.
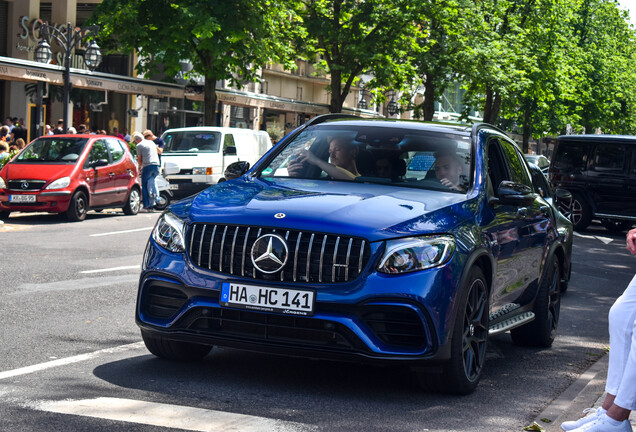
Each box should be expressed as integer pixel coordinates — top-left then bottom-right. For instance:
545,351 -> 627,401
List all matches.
511,256 -> 561,347
123,187 -> 141,215
0,211 -> 10,220
415,267 -> 489,395
600,218 -> 632,233
141,330 -> 212,361
66,190 -> 88,222
567,193 -> 592,231
154,191 -> 171,211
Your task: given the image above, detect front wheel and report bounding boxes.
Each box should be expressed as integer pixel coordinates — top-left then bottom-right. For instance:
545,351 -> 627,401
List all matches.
123,187 -> 141,215
415,267 -> 489,395
66,190 -> 88,222
141,330 -> 213,361
511,256 -> 561,347
0,211 -> 10,220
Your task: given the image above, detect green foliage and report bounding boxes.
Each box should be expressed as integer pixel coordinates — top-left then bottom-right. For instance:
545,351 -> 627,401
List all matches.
0,150 -> 18,169
91,0 -> 300,125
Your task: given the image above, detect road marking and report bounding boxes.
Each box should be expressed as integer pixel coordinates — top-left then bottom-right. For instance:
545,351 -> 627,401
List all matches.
90,227 -> 153,237
15,274 -> 139,295
31,397 -> 313,432
0,343 -> 144,381
80,265 -> 140,274
573,231 -> 613,244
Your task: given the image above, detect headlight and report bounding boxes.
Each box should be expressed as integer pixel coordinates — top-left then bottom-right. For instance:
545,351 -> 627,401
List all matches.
192,167 -> 212,175
44,176 -> 71,190
0,177 -> 6,189
377,235 -> 455,274
152,212 -> 186,253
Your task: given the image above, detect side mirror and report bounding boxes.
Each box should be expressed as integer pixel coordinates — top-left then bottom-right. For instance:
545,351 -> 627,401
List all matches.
223,145 -> 237,156
163,161 -> 180,175
224,161 -> 250,181
496,181 -> 535,206
90,159 -> 109,168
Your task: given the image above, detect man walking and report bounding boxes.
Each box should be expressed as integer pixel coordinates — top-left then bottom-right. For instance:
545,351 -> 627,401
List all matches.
133,131 -> 160,212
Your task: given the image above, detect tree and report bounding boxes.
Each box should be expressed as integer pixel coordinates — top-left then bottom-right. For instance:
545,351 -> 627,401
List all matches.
297,0 -> 423,113
91,0 -> 299,125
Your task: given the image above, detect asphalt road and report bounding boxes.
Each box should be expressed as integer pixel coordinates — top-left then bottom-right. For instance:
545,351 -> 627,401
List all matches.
0,210 -> 632,432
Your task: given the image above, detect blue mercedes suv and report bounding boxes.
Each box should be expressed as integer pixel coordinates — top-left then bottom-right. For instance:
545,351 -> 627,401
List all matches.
136,115 -> 572,394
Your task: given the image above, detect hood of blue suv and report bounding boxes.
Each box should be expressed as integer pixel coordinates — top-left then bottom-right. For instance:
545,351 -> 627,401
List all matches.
170,177 -> 473,241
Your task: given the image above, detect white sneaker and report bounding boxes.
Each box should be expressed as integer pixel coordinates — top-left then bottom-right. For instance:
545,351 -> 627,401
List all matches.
569,414 -> 633,432
562,408 -> 605,431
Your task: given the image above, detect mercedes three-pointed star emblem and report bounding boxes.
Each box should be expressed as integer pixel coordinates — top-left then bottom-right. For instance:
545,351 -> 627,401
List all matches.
250,234 -> 289,274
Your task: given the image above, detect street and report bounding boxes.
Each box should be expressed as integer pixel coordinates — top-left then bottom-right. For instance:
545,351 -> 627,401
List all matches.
0,210 -> 632,432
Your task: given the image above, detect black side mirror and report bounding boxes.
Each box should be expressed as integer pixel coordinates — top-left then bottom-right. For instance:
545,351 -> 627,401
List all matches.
223,146 -> 237,156
224,161 -> 250,181
496,181 -> 535,206
90,159 -> 109,168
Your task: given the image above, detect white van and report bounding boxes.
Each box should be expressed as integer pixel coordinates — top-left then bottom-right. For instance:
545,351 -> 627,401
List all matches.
159,127 -> 272,198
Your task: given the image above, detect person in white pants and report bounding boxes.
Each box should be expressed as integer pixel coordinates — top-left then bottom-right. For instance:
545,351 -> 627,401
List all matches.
562,228 -> 636,432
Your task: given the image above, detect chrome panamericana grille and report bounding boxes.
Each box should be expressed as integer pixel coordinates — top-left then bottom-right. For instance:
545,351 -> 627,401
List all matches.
186,224 -> 370,283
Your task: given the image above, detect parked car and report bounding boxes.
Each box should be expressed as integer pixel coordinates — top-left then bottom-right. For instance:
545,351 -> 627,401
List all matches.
137,115 -> 571,394
524,154 -> 550,174
548,135 -> 636,232
160,127 -> 272,198
0,134 -> 141,221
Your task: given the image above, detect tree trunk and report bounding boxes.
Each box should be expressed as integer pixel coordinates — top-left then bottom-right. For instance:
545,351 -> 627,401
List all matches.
329,69 -> 343,113
204,77 -> 218,126
483,88 -> 494,123
522,108 -> 531,153
422,79 -> 436,121
483,88 -> 502,124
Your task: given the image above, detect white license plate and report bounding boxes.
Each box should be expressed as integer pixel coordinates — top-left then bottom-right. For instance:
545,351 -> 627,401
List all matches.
168,184 -> 179,190
9,194 -> 36,203
220,282 -> 315,316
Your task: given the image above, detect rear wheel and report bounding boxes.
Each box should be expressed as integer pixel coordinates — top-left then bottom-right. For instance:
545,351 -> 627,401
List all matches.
511,256 -> 561,347
66,190 -> 88,222
415,267 -> 489,395
600,218 -> 632,233
154,191 -> 171,211
123,187 -> 141,215
141,330 -> 212,361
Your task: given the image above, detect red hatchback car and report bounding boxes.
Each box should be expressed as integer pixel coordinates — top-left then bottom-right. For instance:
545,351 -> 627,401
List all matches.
0,134 -> 141,221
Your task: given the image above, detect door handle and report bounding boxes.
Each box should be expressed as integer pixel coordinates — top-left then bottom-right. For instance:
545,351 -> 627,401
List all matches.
109,172 -> 115,178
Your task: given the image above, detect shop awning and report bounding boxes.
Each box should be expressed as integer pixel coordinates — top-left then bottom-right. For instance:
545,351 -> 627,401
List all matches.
0,56 -> 184,98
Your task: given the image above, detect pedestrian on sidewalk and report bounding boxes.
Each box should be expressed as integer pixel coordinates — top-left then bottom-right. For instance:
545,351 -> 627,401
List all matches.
133,131 -> 160,212
561,228 -> 636,431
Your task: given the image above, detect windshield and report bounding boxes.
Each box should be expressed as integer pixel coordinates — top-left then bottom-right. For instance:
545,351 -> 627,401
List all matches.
162,131 -> 221,153
258,123 -> 472,193
14,137 -> 87,164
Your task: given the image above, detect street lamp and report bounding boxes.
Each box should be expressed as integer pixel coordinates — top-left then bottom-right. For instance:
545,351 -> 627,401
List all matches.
35,22 -> 102,133
358,88 -> 368,110
387,97 -> 398,116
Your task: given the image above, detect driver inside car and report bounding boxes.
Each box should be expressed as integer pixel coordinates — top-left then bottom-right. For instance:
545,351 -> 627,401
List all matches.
434,151 -> 466,192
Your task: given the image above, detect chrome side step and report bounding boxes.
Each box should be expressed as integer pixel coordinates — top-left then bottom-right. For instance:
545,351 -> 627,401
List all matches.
489,311 -> 535,336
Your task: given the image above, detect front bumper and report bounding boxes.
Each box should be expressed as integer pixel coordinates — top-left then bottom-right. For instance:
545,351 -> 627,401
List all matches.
136,239 -> 461,363
0,190 -> 72,213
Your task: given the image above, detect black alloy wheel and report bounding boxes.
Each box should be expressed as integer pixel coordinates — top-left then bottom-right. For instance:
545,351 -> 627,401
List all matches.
511,256 -> 561,347
568,193 -> 592,231
415,267 -> 489,394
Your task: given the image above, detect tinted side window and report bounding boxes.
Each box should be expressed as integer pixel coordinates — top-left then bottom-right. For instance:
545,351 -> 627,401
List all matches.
500,140 -> 532,187
553,141 -> 588,171
107,139 -> 125,163
86,140 -> 109,167
592,144 -> 625,173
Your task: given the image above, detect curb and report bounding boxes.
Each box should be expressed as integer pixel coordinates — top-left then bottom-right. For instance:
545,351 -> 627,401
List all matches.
532,354 -> 608,431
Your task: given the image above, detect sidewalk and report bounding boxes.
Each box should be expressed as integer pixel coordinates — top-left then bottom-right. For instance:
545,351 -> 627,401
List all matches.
531,354 -> 636,431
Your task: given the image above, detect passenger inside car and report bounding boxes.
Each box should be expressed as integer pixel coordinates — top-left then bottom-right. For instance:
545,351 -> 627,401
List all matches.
288,136 -> 361,180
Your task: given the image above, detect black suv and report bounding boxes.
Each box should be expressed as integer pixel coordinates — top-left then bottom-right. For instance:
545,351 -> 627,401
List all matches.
549,135 -> 636,232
